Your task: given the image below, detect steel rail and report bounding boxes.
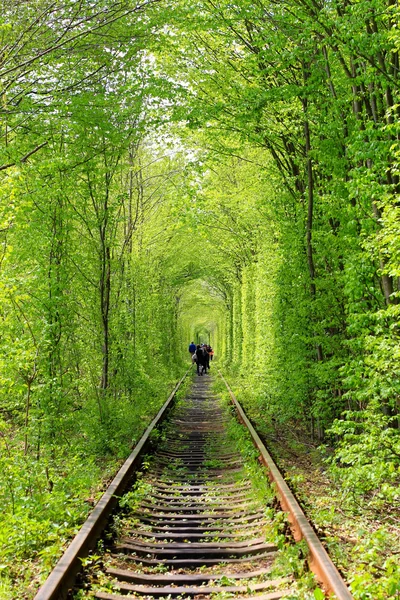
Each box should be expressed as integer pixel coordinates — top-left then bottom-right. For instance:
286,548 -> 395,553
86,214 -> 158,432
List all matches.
219,371 -> 354,600
34,370 -> 190,600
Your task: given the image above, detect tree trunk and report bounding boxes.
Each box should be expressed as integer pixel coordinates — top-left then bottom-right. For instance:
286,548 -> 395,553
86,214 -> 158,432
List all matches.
302,74 -> 323,362
100,244 -> 111,390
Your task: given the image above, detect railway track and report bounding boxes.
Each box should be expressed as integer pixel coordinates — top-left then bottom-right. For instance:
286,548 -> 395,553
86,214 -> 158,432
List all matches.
35,374 -> 353,600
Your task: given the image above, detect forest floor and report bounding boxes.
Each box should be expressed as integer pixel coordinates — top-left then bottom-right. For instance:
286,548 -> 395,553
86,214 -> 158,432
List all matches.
261,424 -> 400,599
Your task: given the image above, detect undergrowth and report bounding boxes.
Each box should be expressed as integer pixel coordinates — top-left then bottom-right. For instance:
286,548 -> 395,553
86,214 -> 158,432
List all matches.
218,372 -> 400,599
0,372 -> 190,599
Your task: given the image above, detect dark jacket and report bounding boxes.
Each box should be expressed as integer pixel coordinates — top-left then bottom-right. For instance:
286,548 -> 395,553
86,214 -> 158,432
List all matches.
196,347 -> 206,364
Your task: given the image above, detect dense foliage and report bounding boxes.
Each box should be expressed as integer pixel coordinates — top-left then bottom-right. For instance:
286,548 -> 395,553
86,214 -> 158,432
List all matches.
160,0 -> 400,507
0,0 -> 399,598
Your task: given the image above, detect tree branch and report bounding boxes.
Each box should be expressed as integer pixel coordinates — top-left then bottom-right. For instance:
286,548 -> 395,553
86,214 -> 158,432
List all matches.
0,141 -> 48,172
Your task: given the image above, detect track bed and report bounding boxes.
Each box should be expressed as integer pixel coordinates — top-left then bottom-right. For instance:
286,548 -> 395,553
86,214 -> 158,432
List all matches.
81,377 -> 302,599
35,374 -> 353,600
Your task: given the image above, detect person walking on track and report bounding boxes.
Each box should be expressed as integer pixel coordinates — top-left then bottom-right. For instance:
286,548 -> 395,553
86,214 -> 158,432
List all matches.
196,344 -> 206,375
189,341 -> 196,362
204,345 -> 210,371
207,345 -> 214,362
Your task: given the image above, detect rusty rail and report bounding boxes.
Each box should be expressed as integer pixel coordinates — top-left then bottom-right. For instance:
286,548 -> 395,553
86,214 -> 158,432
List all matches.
34,370 -> 190,600
219,371 -> 354,600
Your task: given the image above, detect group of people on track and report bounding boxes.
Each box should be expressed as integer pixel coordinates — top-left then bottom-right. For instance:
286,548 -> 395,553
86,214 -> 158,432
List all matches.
188,342 -> 214,376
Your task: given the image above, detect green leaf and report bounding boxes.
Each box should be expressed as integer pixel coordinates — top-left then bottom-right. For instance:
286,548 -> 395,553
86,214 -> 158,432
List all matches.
314,588 -> 325,600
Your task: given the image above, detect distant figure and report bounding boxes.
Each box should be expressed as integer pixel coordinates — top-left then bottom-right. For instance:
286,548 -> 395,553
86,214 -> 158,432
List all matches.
204,345 -> 210,371
189,341 -> 196,361
208,345 -> 214,361
196,344 -> 206,375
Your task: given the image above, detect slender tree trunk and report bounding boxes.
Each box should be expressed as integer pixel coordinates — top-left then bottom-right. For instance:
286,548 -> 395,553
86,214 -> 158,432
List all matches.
372,201 -> 396,305
302,74 -> 323,362
100,244 -> 111,390
304,111 -> 316,299
24,379 -> 33,455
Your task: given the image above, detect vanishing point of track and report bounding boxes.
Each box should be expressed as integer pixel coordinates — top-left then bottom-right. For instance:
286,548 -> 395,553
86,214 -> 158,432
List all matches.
34,372 -> 354,600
